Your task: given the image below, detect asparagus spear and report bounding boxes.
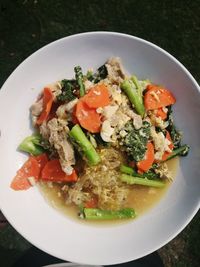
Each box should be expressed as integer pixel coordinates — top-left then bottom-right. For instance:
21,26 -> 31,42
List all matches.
70,124 -> 101,165
121,78 -> 145,117
74,66 -> 85,97
165,145 -> 190,161
82,208 -> 136,220
120,174 -> 165,188
120,165 -> 159,179
18,134 -> 44,156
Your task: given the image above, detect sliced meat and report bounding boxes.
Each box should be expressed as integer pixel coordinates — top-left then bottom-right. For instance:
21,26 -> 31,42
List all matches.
106,57 -> 127,84
47,118 -> 75,174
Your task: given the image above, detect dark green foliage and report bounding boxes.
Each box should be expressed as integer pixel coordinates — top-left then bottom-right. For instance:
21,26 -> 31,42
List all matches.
57,79 -> 77,102
166,106 -> 182,148
166,145 -> 190,161
122,121 -> 151,162
87,64 -> 108,83
92,133 -> 110,147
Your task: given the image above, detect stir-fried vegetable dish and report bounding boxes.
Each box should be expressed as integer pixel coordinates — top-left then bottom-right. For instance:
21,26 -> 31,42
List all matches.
11,58 -> 189,220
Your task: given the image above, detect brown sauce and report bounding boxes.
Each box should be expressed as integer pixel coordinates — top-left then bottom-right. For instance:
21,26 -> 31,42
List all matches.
38,157 -> 179,224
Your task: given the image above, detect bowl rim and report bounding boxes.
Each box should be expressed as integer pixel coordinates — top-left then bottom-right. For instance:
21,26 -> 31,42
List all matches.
0,31 -> 200,265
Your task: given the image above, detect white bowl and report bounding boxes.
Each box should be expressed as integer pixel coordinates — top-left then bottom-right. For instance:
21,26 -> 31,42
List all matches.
0,32 -> 200,265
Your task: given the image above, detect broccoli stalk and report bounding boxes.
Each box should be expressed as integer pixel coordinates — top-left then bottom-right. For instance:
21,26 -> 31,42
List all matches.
74,66 -> 85,97
81,208 -> 136,220
120,174 -> 165,188
69,124 -> 101,165
131,75 -> 143,100
120,165 -> 159,179
165,145 -> 190,161
18,134 -> 44,156
121,76 -> 145,117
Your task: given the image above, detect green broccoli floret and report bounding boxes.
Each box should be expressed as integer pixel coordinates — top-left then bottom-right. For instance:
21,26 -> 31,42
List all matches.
18,134 -> 44,156
122,121 -> 151,162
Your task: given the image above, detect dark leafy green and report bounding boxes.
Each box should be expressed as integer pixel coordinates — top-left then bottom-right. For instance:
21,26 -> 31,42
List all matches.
166,145 -> 190,161
87,64 -> 108,83
122,121 -> 151,162
92,133 -> 110,147
166,106 -> 182,148
57,79 -> 77,102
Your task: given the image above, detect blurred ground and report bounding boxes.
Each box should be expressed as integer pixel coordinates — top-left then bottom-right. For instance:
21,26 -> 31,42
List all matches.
0,1 -> 200,266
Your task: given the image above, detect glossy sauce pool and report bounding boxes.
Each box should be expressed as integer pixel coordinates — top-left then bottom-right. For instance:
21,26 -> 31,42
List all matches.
38,158 -> 179,224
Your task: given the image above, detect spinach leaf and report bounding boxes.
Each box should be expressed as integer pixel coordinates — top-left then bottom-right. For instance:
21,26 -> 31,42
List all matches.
123,121 -> 151,161
57,79 -> 77,102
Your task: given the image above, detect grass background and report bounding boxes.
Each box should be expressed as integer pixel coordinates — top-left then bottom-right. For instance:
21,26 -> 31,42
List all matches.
0,0 -> 200,266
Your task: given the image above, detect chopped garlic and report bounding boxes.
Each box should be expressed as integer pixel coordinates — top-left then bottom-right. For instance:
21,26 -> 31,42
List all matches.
96,107 -> 103,114
65,98 -> 78,112
150,91 -> 160,102
103,105 -> 118,119
47,182 -> 53,188
27,176 -> 36,186
84,80 -> 94,91
162,107 -> 168,113
63,166 -> 73,175
100,120 -> 115,142
119,129 -> 127,138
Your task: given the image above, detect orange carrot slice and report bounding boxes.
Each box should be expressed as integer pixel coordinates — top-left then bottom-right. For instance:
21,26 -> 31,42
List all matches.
41,159 -> 78,182
36,87 -> 54,125
82,84 -> 110,108
84,197 -> 98,208
35,153 -> 48,174
144,85 -> 176,110
137,142 -> 155,172
10,157 -> 40,190
75,100 -> 101,133
155,107 -> 167,120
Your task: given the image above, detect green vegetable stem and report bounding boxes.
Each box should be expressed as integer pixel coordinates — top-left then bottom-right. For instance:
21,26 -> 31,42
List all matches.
165,145 -> 190,161
82,208 -> 136,220
121,76 -> 145,117
74,66 -> 85,97
120,165 -> 159,179
120,174 -> 165,188
70,124 -> 101,165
